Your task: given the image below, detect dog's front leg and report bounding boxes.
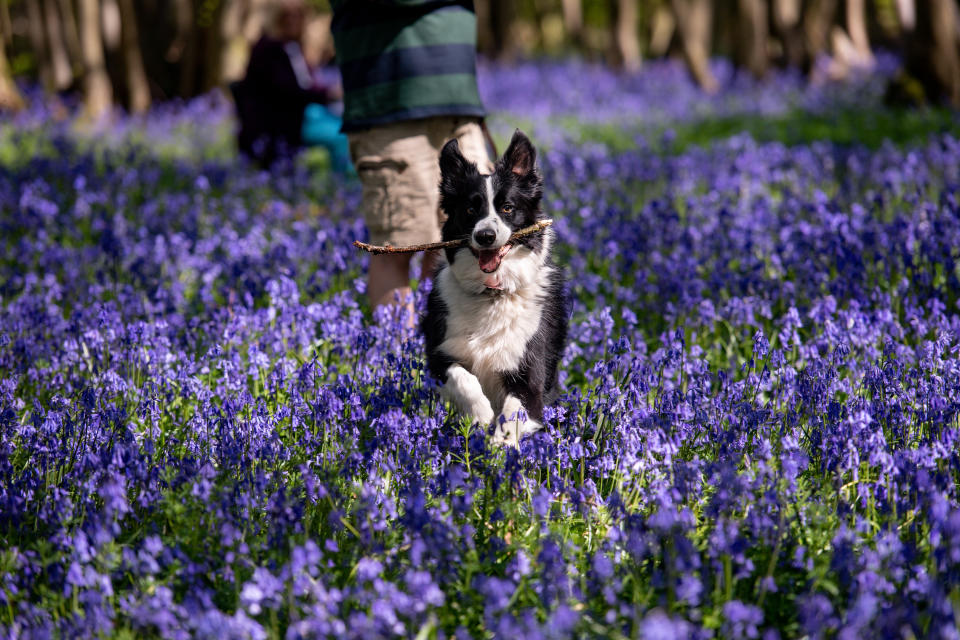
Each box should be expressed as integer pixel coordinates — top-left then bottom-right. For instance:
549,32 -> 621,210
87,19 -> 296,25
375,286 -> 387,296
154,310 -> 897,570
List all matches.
493,365 -> 545,447
442,364 -> 495,425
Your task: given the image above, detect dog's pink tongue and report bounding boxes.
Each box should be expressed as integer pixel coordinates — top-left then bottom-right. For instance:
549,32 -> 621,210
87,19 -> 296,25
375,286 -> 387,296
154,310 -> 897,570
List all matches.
477,249 -> 501,273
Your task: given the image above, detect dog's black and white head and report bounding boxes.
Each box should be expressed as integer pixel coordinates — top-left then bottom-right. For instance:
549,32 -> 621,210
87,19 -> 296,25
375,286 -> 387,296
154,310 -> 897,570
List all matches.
439,130 -> 550,295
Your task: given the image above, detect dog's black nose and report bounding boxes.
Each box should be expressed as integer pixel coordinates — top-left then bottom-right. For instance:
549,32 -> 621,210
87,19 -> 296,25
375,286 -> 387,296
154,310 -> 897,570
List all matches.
474,229 -> 496,247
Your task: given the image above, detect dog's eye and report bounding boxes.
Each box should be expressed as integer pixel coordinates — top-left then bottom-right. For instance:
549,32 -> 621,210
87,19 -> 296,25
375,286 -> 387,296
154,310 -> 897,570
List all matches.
467,207 -> 476,215
501,205 -> 514,214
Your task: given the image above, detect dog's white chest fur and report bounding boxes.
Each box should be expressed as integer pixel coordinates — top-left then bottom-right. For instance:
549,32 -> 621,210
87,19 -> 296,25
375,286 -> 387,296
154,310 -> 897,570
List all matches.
436,264 -> 546,405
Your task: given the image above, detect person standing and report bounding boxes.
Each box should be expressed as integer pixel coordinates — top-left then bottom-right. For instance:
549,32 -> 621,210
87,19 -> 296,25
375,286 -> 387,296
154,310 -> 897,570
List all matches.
331,0 -> 492,314
238,0 -> 349,171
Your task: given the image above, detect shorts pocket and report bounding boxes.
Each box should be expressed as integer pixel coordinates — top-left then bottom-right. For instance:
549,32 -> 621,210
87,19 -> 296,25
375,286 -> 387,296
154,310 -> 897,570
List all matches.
355,158 -> 408,173
354,157 -> 413,245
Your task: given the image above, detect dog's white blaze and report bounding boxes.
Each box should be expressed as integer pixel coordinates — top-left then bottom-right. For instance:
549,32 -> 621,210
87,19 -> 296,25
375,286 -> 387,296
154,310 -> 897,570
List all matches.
442,364 -> 494,424
485,175 -> 496,217
438,235 -> 555,413
492,394 -> 542,447
469,176 -> 512,250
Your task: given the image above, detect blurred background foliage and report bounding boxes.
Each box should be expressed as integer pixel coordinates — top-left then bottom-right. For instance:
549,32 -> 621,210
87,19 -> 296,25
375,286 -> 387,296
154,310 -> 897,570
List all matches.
0,0 -> 957,119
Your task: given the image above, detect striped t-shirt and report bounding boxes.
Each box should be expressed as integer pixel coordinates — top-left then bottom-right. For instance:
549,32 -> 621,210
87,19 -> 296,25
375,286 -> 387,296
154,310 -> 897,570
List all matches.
331,1 -> 486,132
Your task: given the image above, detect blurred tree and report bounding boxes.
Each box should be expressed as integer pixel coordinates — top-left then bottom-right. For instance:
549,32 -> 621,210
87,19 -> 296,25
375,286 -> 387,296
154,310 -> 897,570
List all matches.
4,0 -> 953,113
561,0 -> 584,49
474,0 -> 494,55
0,32 -> 23,110
488,0 -> 519,59
57,0 -> 85,76
200,0 -> 226,93
118,0 -> 150,111
802,0 -> 837,66
175,0 -> 199,97
845,0 -> 872,62
610,0 -> 641,70
166,0 -> 193,66
899,0 -> 960,105
772,0 -> 805,69
101,0 -> 121,52
25,0 -> 54,91
79,0 -> 113,118
42,0 -> 75,89
0,0 -> 9,48
672,0 -> 718,91
647,2 -> 674,58
219,0 -> 253,82
893,0 -> 914,32
735,0 -> 768,77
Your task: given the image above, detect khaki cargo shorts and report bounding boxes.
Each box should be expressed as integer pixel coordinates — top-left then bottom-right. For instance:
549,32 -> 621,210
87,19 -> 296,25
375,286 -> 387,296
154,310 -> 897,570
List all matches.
348,116 -> 493,247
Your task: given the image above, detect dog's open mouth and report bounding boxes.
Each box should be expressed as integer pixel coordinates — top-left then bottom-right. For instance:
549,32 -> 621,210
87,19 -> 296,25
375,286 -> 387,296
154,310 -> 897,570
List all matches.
472,244 -> 512,274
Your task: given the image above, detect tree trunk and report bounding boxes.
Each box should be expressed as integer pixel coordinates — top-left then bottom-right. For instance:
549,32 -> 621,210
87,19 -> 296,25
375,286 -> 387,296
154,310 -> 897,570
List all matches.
772,0 -> 805,68
736,0 -> 768,77
845,0 -> 873,62
167,0 -> 192,61
116,0 -> 149,111
611,0 -> 641,71
1,0 -> 13,47
219,0 -> 249,83
243,0 -> 268,43
58,0 -> 86,74
473,0 -> 495,56
803,0 -> 837,65
904,0 -> 960,105
79,0 -> 113,119
671,0 -> 718,92
0,39 -> 24,111
894,0 -> 915,31
648,4 -> 675,57
101,0 -> 121,51
201,0 -> 227,92
561,0 -> 583,49
26,0 -> 54,92
43,0 -> 76,89
165,0 -> 199,97
489,0 -> 518,60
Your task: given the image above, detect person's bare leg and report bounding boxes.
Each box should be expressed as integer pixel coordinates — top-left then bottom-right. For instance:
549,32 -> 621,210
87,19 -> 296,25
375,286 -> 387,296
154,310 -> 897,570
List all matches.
369,252 -> 414,316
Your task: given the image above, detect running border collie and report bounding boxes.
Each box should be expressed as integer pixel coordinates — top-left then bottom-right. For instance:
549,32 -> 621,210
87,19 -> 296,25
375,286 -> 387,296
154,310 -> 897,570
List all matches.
423,130 -> 569,446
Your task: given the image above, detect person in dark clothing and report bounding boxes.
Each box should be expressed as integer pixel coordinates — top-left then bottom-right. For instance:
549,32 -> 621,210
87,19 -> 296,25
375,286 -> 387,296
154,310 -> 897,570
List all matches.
236,0 -> 348,170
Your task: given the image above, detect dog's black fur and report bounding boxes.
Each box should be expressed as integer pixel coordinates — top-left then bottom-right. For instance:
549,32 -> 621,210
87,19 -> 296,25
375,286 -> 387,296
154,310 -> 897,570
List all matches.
422,130 -> 569,442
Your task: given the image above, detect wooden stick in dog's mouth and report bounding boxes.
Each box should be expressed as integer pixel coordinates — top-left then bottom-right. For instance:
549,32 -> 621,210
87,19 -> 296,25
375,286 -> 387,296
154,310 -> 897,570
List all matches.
353,220 -> 553,255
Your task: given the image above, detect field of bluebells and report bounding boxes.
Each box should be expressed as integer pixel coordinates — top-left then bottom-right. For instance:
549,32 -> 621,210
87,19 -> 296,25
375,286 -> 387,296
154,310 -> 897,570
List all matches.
3,59 -> 960,639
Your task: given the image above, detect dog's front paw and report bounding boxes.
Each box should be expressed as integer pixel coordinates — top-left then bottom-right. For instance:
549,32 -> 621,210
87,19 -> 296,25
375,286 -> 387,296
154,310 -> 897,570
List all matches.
442,365 -> 494,425
491,396 -> 541,447
492,416 -> 541,447
472,400 -> 495,426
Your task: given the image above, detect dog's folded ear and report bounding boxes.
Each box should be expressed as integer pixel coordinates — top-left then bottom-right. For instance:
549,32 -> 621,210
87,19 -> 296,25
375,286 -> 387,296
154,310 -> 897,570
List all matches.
503,130 -> 537,177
